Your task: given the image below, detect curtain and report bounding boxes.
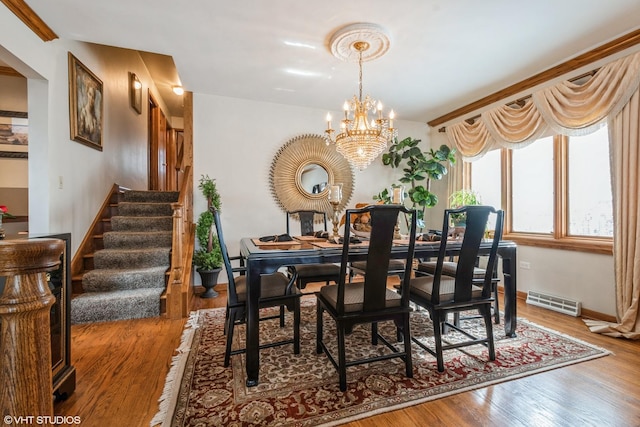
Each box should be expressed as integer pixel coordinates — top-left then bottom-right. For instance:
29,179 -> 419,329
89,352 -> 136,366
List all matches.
584,87 -> 640,338
446,50 -> 640,160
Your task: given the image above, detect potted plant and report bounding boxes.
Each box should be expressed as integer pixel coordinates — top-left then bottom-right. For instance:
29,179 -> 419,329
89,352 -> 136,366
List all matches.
448,189 -> 482,228
375,137 -> 456,230
193,175 -> 223,298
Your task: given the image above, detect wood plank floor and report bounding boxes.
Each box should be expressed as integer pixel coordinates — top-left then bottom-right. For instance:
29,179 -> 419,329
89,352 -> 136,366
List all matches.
55,283 -> 640,427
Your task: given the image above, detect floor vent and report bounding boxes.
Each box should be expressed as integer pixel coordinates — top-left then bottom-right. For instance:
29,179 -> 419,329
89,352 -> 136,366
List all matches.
526,291 -> 581,317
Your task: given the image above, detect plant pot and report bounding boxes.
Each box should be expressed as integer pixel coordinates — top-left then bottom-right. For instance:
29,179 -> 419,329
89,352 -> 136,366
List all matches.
197,267 -> 222,298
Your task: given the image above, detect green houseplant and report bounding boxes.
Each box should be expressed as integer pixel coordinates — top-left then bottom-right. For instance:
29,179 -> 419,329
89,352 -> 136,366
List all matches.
375,136 -> 456,230
448,189 -> 482,226
193,174 -> 223,298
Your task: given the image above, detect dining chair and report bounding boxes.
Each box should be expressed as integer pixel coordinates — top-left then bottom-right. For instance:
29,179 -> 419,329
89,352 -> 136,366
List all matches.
407,205 -> 504,372
286,210 -> 342,290
211,206 -> 302,367
414,255 -> 501,324
315,204 -> 417,391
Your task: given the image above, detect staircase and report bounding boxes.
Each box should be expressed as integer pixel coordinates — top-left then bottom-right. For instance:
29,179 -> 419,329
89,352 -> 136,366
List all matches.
71,190 -> 179,324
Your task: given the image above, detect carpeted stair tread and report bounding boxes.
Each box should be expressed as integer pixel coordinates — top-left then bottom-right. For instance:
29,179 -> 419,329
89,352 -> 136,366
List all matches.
111,216 -> 173,232
71,288 -> 164,324
82,266 -> 169,292
93,247 -> 171,269
123,190 -> 179,203
103,231 -> 173,249
118,202 -> 174,217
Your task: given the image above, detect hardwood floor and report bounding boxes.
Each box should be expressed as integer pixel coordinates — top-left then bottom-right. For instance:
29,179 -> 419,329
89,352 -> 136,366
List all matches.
55,283 -> 640,427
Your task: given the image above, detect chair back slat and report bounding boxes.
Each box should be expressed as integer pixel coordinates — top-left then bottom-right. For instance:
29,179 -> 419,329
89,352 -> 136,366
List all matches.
454,206 -> 490,301
433,205 -> 504,305
287,210 -> 328,235
338,205 -> 417,314
211,207 -> 239,305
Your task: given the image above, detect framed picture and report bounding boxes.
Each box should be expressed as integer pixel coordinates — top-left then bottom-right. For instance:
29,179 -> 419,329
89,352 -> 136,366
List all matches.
130,72 -> 142,114
68,53 -> 103,151
0,110 -> 28,146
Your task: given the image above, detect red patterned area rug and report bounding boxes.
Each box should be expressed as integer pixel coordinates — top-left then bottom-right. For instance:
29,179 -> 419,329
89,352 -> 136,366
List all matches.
151,301 -> 609,426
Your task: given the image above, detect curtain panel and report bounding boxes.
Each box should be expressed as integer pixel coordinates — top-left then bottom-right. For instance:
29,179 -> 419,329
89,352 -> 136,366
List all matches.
585,87 -> 640,339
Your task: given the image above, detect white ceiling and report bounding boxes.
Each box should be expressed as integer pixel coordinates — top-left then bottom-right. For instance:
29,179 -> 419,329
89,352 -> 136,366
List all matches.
21,0 -> 640,123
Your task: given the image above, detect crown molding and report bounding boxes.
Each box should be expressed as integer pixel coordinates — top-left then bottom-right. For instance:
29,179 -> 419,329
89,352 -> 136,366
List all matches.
1,0 -> 57,42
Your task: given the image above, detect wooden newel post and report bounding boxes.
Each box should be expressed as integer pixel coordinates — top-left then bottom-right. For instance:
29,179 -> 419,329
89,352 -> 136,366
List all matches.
0,239 -> 64,422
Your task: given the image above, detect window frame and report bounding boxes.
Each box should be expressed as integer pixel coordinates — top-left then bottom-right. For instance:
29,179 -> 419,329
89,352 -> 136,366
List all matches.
480,134 -> 613,255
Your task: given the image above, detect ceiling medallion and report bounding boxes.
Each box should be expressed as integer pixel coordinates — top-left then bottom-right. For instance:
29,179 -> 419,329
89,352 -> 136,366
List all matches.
329,23 -> 391,63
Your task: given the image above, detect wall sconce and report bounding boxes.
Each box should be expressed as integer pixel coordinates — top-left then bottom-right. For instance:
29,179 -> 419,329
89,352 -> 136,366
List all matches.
129,72 -> 142,114
172,85 -> 184,96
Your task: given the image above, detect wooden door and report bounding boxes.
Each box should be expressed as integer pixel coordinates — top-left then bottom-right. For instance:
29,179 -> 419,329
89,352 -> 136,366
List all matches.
149,95 -> 167,190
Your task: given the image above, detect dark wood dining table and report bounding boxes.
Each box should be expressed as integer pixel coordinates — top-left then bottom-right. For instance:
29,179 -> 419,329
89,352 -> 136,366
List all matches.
239,236 -> 517,387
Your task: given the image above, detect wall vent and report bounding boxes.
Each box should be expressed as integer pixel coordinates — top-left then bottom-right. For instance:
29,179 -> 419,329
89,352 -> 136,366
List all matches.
526,291 -> 581,317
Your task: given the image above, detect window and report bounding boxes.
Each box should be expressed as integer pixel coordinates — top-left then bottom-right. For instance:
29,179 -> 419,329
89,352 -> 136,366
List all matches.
469,125 -> 612,254
567,126 -> 613,237
470,148 -> 501,230
511,137 -> 554,234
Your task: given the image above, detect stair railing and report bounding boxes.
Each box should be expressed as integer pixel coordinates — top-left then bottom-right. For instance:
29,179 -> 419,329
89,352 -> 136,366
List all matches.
166,164 -> 194,319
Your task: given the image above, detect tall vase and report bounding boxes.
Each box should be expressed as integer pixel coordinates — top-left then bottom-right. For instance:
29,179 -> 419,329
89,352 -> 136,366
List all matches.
0,215 -> 4,239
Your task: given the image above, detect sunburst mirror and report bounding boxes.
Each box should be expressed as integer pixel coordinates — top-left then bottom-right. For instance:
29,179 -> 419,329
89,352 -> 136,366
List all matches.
269,134 -> 354,215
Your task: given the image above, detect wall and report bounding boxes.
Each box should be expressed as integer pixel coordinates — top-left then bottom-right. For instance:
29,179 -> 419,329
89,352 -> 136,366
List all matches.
430,128 -> 616,316
0,7 -> 172,254
192,93 -> 431,284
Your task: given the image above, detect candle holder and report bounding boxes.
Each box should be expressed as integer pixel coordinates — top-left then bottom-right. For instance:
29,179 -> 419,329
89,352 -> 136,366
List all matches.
328,183 -> 343,243
389,185 -> 405,240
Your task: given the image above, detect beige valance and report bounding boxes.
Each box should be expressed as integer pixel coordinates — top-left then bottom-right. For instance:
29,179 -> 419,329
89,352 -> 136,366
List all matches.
446,50 -> 640,160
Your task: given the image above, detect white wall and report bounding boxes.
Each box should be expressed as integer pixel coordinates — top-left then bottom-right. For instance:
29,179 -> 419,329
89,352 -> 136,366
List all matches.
192,93 -> 431,284
0,7 -> 172,254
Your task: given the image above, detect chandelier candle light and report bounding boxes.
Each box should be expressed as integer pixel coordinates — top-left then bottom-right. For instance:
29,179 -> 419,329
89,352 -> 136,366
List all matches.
325,24 -> 397,171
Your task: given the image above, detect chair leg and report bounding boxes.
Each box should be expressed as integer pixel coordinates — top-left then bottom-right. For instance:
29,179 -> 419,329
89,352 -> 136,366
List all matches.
481,305 -> 496,361
396,325 -> 404,342
493,283 -> 501,324
224,309 -> 237,368
432,310 -> 445,372
316,303 -> 324,354
337,325 -> 347,391
371,322 -> 378,345
223,303 -> 230,335
403,314 -> 413,378
293,299 -> 300,354
279,306 -> 285,327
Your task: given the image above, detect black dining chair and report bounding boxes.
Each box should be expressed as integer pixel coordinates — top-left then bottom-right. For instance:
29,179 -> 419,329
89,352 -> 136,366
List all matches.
212,206 -> 302,367
407,205 -> 504,372
414,255 -> 501,324
315,204 -> 417,391
286,210 -> 342,290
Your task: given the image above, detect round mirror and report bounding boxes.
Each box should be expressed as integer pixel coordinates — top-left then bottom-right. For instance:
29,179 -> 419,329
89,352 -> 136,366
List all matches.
270,134 -> 354,214
298,163 -> 329,195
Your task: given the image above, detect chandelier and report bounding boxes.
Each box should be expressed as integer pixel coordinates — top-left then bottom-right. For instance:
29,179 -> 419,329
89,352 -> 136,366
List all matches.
324,30 -> 397,171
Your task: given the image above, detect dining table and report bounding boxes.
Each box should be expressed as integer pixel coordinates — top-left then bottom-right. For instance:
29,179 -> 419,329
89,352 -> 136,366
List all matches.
238,235 -> 517,387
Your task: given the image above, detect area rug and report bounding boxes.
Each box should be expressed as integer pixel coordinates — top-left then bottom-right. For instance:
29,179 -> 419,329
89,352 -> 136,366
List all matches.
151,301 -> 610,427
